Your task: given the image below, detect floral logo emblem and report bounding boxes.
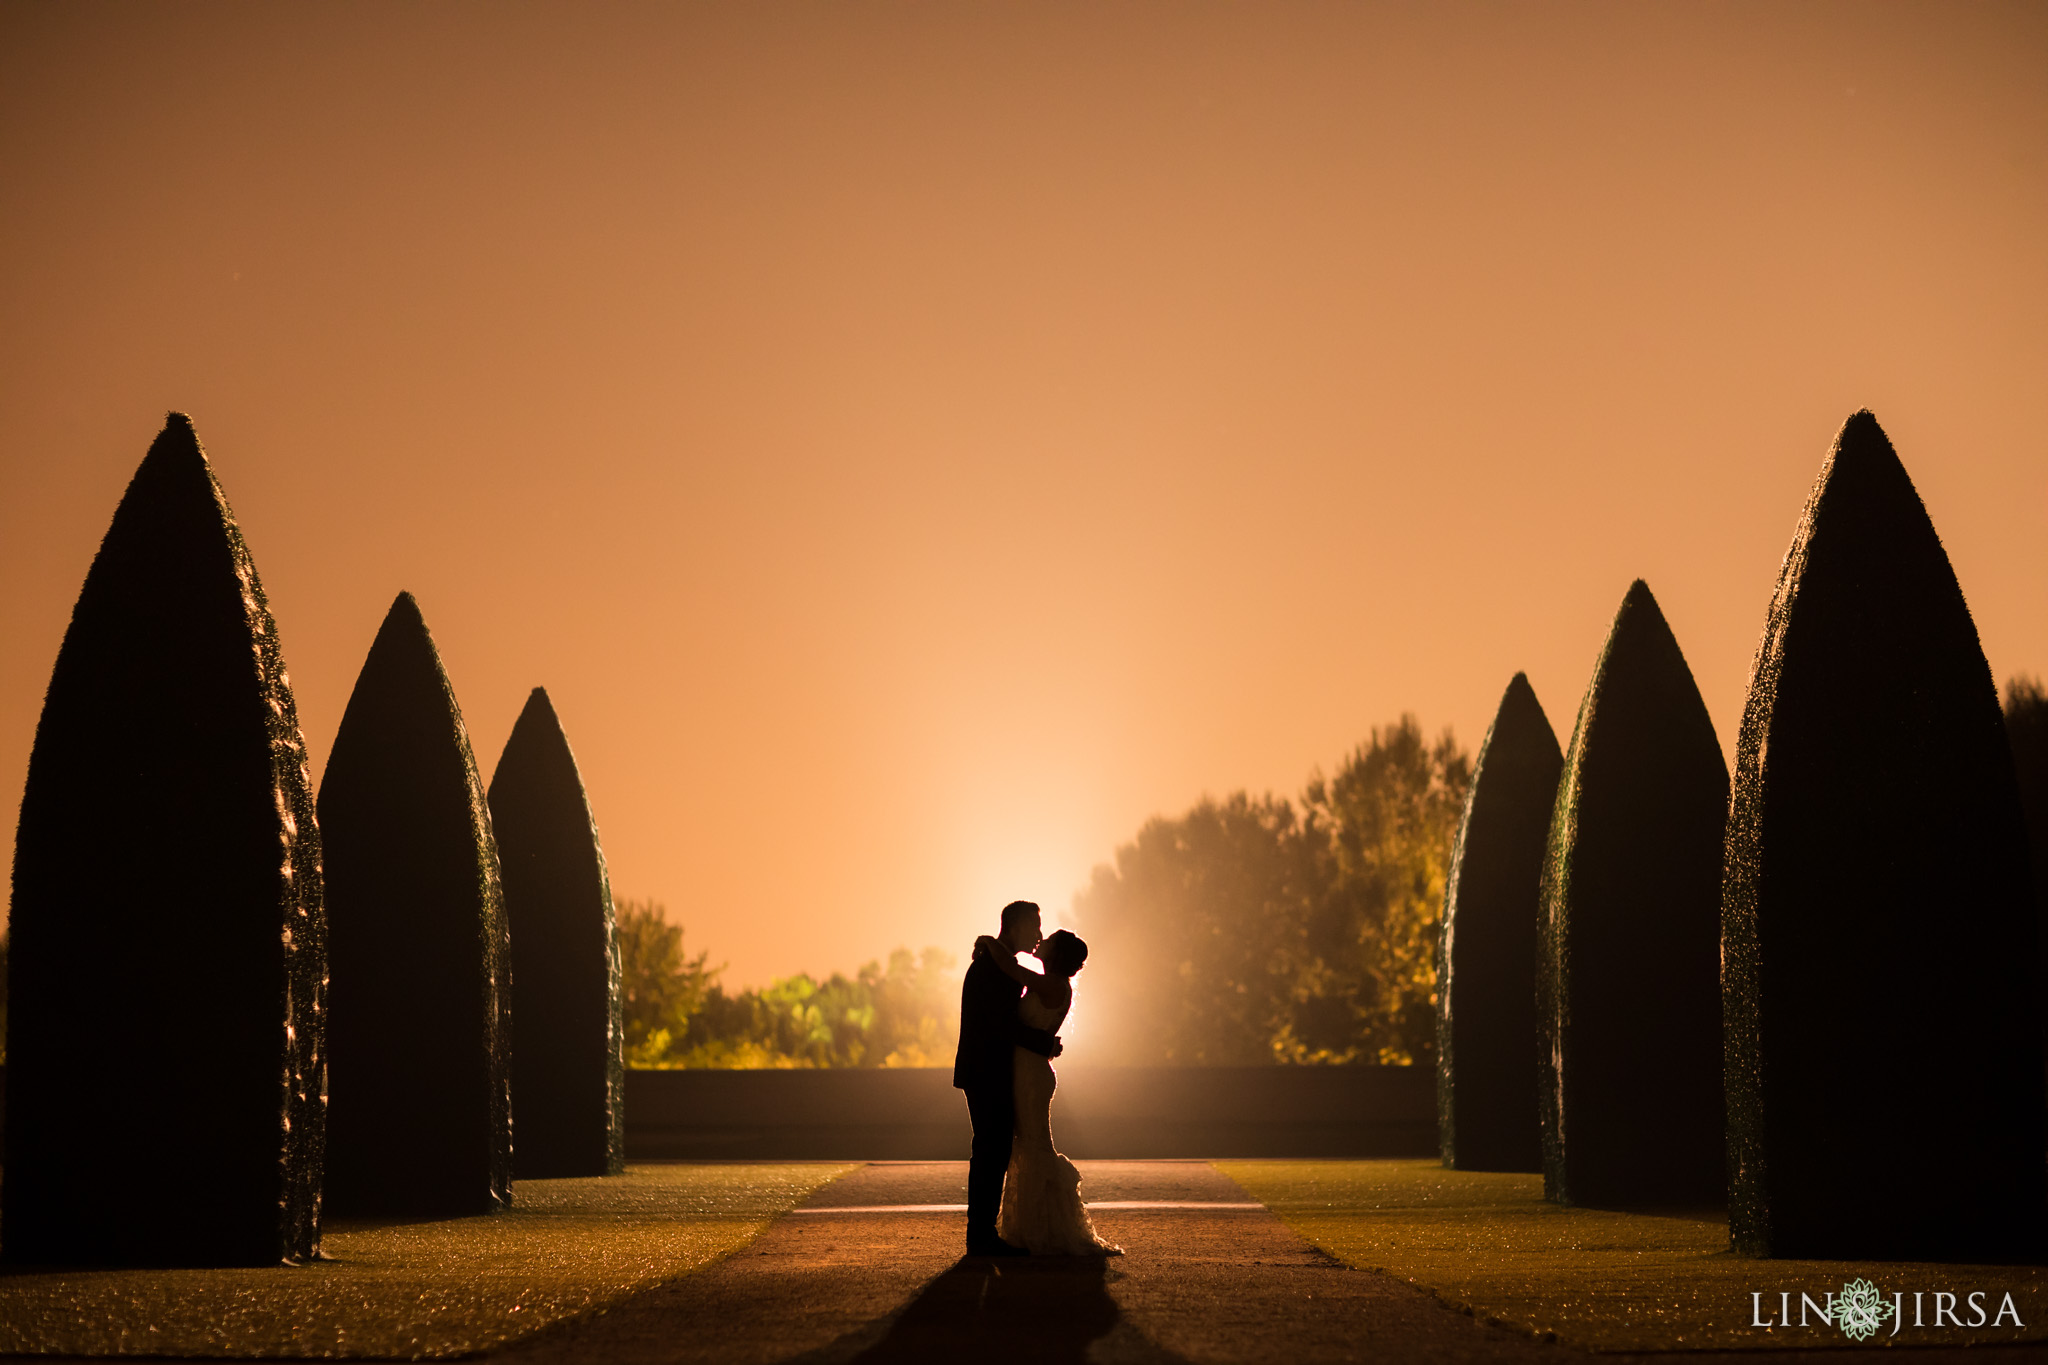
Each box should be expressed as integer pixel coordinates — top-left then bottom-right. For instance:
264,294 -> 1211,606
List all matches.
1834,1279 -> 1894,1342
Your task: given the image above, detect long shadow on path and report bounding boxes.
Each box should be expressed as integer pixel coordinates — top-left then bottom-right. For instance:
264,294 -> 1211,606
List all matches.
493,1161 -> 1551,1365
839,1254 -> 1170,1365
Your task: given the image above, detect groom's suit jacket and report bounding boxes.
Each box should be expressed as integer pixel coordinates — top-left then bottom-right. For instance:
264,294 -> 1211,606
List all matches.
952,953 -> 1060,1091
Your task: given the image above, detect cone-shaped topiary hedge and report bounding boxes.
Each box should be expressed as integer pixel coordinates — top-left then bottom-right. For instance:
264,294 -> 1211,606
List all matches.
5,414 -> 325,1265
1539,581 -> 1728,1208
1438,672 -> 1562,1172
488,687 -> 625,1178
1723,411 -> 2046,1260
320,592 -> 512,1216
2003,680 -> 2048,1075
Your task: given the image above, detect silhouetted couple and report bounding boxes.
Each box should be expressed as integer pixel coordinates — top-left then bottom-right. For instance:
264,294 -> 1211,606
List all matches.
951,899 -> 1122,1258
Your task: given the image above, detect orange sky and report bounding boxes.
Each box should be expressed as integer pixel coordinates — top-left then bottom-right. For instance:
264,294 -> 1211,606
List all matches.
3,2 -> 2044,990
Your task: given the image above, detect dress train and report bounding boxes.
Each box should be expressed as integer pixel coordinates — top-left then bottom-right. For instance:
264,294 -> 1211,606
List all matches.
997,1001 -> 1122,1256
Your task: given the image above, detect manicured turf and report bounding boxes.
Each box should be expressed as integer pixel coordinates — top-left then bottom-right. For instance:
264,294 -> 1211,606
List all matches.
0,1163 -> 855,1358
1216,1158 -> 2048,1352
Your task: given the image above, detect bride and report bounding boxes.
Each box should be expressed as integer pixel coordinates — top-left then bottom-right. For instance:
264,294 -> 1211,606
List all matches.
971,928 -> 1123,1256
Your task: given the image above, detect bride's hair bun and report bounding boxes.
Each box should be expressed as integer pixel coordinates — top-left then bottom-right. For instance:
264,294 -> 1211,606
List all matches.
1045,929 -> 1088,978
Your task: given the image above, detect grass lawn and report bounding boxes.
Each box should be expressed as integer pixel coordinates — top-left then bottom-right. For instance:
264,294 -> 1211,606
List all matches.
1217,1159 -> 2047,1353
0,1162 -> 856,1359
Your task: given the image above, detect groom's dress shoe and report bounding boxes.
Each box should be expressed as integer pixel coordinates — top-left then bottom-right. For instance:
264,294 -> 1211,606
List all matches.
966,1235 -> 1030,1258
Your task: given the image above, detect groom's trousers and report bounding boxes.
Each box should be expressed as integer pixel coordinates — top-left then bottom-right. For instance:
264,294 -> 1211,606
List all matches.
962,1082 -> 1016,1242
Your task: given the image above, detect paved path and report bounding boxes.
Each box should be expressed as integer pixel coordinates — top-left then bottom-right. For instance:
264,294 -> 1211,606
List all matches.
500,1160 -> 1563,1364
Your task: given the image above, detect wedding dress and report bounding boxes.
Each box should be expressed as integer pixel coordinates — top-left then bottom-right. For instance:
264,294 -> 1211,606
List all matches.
997,989 -> 1123,1255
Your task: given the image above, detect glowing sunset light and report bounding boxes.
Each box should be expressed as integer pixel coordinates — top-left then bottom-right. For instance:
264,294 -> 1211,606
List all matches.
1,3 -> 2043,996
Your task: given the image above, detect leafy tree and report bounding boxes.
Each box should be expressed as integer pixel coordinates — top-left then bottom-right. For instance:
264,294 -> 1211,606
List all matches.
862,946 -> 966,1066
614,899 -> 959,1068
1293,717 -> 1472,1066
1075,715 -> 1470,1066
1073,793 -> 1312,1065
615,898 -> 719,1067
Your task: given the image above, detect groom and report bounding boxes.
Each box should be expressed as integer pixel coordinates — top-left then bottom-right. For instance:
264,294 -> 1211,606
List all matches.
953,899 -> 1063,1257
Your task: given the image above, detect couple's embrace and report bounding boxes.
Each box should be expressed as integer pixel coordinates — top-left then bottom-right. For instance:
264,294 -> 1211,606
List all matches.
950,899 -> 1122,1258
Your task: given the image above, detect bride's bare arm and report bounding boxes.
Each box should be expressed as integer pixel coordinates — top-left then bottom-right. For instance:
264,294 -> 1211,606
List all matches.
972,935 -> 1036,985
972,938 -> 1068,1054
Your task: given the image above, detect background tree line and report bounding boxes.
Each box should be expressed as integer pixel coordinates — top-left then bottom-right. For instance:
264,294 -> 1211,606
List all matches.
618,900 -> 961,1068
615,716 -> 1472,1069
1066,680 -> 2048,1069
1,685 -> 2040,1070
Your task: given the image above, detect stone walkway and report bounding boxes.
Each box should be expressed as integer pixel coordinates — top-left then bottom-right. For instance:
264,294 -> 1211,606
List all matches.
497,1160 -> 1563,1364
